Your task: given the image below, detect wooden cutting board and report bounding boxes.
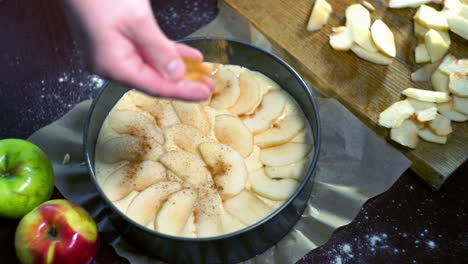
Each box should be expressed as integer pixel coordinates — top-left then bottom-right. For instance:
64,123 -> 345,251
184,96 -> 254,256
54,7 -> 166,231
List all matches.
223,0 -> 468,189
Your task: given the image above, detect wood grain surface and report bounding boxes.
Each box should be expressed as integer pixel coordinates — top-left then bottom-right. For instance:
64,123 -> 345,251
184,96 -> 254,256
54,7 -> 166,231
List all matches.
223,0 -> 468,189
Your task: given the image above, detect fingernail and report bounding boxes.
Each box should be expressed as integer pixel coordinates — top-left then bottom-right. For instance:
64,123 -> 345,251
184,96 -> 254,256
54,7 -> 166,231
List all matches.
166,59 -> 185,80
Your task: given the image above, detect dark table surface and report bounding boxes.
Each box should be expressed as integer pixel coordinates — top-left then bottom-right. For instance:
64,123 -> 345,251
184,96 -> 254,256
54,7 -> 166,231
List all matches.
1,0 -> 467,263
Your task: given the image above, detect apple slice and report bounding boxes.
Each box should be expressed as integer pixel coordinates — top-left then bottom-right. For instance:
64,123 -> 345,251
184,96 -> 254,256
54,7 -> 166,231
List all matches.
350,24 -> 379,52
108,109 -> 164,144
389,0 -> 431,8
449,72 -> 468,97
438,54 -> 468,75
265,158 -> 309,180
260,143 -> 311,167
214,114 -> 253,157
307,0 -> 332,31
95,160 -> 127,185
113,190 -> 139,213
362,1 -> 375,11
103,161 -> 167,201
97,135 -> 164,163
160,151 -> 212,188
210,67 -> 240,109
460,5 -> 468,19
249,168 -> 299,201
195,192 -> 224,238
437,102 -> 468,121
429,114 -> 453,136
424,29 -> 449,62
350,45 -> 393,65
402,88 -> 451,103
291,127 -> 313,144
415,21 -> 430,40
223,190 -> 273,226
172,101 -> 210,135
163,124 -> 211,154
329,26 -> 353,51
390,119 -> 420,149
255,195 -> 284,210
229,70 -> 263,115
378,100 -> 415,128
418,128 -> 448,144
447,15 -> 468,40
244,145 -> 264,173
198,142 -> 247,199
414,5 -> 449,31
126,181 -> 182,226
155,188 -> 198,236
243,90 -> 288,134
371,20 -> 396,57
453,95 -> 468,114
432,70 -> 450,93
180,209 -> 197,238
411,63 -> 439,82
346,4 -> 371,29
127,91 -> 180,128
254,115 -> 305,148
408,99 -> 438,122
415,43 -> 431,63
220,207 -> 247,234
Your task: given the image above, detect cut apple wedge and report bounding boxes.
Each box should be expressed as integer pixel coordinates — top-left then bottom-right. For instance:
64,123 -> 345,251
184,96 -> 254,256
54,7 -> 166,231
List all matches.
429,114 -> 453,136
329,26 -> 353,51
418,128 -> 448,144
447,15 -> 468,40
155,188 -> 198,236
198,142 -> 247,199
402,88 -> 451,103
249,168 -> 299,201
102,161 -> 167,201
362,1 -> 375,11
371,20 -> 396,57
307,0 -> 332,31
390,119 -> 420,149
108,109 -> 164,144
243,90 -> 288,134
424,29 -> 450,63
229,70 -> 263,115
350,24 -> 379,53
164,124 -> 211,154
453,95 -> 468,114
449,72 -> 468,97
210,67 -> 240,109
244,145 -> 264,173
260,143 -> 311,167
346,4 -> 371,29
350,45 -> 393,65
172,101 -> 211,135
113,190 -> 139,213
254,114 -> 305,148
160,151 -> 212,188
437,102 -> 468,121
223,190 -> 273,226
264,158 -> 309,180
415,21 -> 430,40
97,135 -> 164,163
126,181 -> 182,226
414,5 -> 449,31
415,43 -> 431,64
432,70 -> 450,93
411,63 -> 439,82
214,114 -> 253,157
460,5 -> 468,19
378,100 -> 415,128
438,54 -> 468,75
195,192 -> 224,238
389,0 -> 431,8
408,99 -> 438,122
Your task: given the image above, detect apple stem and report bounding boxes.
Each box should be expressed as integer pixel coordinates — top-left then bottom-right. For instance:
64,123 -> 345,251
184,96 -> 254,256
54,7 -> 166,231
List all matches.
47,226 -> 58,239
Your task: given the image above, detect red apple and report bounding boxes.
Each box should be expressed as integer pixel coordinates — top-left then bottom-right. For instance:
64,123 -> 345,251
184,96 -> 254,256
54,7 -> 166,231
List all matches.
14,199 -> 99,264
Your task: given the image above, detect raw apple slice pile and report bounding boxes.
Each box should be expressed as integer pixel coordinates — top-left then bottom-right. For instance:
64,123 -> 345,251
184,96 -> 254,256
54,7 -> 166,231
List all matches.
94,63 -> 314,238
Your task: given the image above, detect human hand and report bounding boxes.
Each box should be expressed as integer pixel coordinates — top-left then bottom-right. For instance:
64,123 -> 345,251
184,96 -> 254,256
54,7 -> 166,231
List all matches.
62,0 -> 214,101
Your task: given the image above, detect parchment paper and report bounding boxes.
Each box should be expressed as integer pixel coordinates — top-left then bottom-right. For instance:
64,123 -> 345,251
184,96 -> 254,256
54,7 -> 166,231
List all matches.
28,3 -> 411,263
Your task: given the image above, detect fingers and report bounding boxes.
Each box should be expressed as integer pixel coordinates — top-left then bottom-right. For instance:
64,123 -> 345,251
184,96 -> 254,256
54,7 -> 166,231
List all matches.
175,43 -> 203,60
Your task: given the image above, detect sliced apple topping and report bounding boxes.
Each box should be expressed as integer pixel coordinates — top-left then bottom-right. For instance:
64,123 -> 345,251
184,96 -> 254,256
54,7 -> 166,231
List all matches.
160,151 -> 212,188
195,192 -> 224,238
329,26 -> 353,51
244,145 -> 264,173
180,209 -> 197,238
307,0 -> 333,31
163,124 -> 211,154
424,29 -> 450,62
214,114 -> 253,157
249,168 -> 299,201
390,119 -> 420,149
414,5 -> 449,31
210,67 -> 241,109
371,20 -> 396,57
378,100 -> 415,128
172,101 -> 211,135
265,158 -> 309,180
229,70 -> 263,115
198,142 -> 247,199
113,190 -> 139,213
126,181 -> 182,226
418,128 -> 448,144
97,135 -> 164,163
449,72 -> 468,96
127,90 -> 180,128
429,113 -> 453,135
402,88 -> 451,103
155,188 -> 198,236
260,143 -> 311,167
432,70 -> 450,93
437,102 -> 468,122
108,109 -> 164,144
243,90 -> 288,134
254,115 -> 305,148
453,95 -> 468,114
224,190 -> 272,226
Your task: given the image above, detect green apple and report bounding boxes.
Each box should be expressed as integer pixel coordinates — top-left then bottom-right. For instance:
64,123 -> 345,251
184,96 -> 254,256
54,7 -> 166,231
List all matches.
0,138 -> 54,218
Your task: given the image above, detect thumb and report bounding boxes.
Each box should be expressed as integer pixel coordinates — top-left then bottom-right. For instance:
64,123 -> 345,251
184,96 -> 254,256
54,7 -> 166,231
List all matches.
129,17 -> 185,81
